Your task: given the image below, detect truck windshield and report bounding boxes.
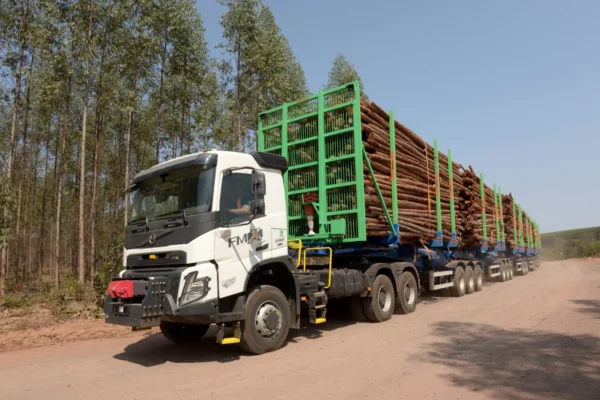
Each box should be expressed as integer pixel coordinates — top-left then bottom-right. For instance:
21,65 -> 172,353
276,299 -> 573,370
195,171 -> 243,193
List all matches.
129,165 -> 216,223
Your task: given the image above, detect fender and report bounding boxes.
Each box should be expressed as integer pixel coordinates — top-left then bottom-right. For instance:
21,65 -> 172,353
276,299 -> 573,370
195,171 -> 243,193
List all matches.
363,263 -> 394,296
390,262 -> 421,290
243,255 -> 301,316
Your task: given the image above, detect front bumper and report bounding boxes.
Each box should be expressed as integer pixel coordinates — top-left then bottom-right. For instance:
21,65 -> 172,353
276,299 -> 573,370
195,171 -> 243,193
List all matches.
104,277 -> 219,327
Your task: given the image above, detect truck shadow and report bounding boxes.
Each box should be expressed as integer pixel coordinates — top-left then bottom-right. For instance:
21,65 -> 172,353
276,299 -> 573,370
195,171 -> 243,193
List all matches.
113,302 -> 359,367
571,299 -> 600,319
420,321 -> 600,399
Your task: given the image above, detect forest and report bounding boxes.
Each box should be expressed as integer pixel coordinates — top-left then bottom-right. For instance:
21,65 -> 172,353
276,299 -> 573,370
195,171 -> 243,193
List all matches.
0,0 -> 367,299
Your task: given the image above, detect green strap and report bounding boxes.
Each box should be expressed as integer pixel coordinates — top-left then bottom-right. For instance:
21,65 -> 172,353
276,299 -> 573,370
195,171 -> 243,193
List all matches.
448,149 -> 456,236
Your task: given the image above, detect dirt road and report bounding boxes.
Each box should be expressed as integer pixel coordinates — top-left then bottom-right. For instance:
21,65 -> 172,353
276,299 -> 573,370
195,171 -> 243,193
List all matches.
1,260 -> 599,400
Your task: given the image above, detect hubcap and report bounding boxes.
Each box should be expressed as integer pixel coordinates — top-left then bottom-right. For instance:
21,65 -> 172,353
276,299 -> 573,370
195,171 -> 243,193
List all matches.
378,285 -> 393,312
477,273 -> 483,287
459,276 -> 465,291
404,281 -> 416,304
255,301 -> 282,339
469,276 -> 474,290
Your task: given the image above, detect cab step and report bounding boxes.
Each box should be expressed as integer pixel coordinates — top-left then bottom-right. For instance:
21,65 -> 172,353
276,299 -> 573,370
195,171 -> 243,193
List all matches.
307,291 -> 328,324
216,322 -> 242,345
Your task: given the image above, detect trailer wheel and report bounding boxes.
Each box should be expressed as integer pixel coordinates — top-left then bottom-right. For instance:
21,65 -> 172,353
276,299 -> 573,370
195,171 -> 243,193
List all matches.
509,264 -> 514,280
499,263 -> 508,282
523,262 -> 529,275
395,272 -> 418,314
465,266 -> 475,294
160,322 -> 210,344
450,267 -> 466,297
239,285 -> 290,355
363,275 -> 395,322
529,261 -> 536,272
474,265 -> 483,292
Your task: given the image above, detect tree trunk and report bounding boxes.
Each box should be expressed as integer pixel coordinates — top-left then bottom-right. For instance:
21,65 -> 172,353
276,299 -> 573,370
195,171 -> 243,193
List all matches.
14,55 -> 34,280
124,110 -> 133,227
39,120 -> 51,277
1,0 -> 29,295
155,35 -> 167,165
25,136 -> 40,274
78,0 -> 94,283
90,111 -> 102,283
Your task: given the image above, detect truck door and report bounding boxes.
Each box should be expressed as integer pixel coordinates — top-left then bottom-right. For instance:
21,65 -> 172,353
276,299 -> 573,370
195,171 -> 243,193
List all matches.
213,169 -> 270,298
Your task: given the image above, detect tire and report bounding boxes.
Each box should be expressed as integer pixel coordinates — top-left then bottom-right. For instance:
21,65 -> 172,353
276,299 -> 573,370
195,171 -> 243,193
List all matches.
395,271 -> 418,314
523,262 -> 529,275
474,265 -> 484,292
499,263 -> 508,282
349,296 -> 367,321
239,285 -> 290,355
363,275 -> 395,322
529,260 -> 536,272
449,266 -> 466,297
160,322 -> 210,344
465,266 -> 475,294
508,264 -> 514,280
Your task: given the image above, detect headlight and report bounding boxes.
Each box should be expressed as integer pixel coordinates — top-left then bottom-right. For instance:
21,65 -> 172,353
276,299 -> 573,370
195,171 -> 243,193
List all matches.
180,272 -> 211,305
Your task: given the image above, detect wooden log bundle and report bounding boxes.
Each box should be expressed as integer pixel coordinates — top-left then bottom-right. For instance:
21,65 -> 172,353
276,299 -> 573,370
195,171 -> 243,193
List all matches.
456,167 -> 499,247
360,100 -> 465,244
502,193 -> 517,249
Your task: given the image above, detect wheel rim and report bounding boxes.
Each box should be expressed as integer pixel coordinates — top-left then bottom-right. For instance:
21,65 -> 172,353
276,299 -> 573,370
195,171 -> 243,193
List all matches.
255,301 -> 282,339
469,275 -> 474,290
459,276 -> 465,292
403,281 -> 416,304
378,285 -> 393,312
477,269 -> 483,287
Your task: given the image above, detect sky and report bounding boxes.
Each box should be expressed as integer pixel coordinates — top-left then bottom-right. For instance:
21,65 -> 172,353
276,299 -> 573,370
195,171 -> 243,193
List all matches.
198,0 -> 600,233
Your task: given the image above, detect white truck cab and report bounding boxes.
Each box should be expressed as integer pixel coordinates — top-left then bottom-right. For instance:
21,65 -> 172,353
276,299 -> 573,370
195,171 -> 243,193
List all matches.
105,151 -> 324,354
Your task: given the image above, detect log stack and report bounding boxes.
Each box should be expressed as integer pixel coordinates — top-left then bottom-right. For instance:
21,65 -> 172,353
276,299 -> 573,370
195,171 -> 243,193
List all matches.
457,167 -> 498,247
360,100 -> 466,244
502,193 -> 516,249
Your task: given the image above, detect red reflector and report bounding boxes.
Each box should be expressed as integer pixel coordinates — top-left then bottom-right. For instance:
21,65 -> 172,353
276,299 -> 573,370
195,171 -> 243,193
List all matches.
107,280 -> 134,299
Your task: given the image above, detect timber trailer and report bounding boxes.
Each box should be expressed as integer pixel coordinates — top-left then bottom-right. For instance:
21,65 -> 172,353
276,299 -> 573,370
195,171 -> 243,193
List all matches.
104,83 -> 541,354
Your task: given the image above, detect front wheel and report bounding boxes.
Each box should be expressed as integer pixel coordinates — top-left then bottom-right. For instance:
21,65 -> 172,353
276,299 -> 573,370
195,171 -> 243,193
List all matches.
160,322 -> 210,343
363,275 -> 395,322
239,285 -> 290,355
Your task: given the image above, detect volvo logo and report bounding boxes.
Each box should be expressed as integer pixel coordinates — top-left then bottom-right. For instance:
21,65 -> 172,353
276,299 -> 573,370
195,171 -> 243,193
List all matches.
148,234 -> 156,246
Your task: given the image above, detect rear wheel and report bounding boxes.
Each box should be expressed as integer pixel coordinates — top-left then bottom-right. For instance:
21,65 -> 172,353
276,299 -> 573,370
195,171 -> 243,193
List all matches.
450,267 -> 466,297
474,265 -> 484,292
363,275 -> 395,322
523,262 -> 529,275
160,322 -> 210,344
508,264 -> 514,280
529,261 -> 536,272
239,285 -> 290,355
499,264 -> 508,282
465,266 -> 475,294
396,271 -> 418,314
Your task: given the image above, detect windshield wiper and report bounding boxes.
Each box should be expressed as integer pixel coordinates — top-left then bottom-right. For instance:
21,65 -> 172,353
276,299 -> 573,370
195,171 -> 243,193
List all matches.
128,216 -> 149,231
153,210 -> 188,225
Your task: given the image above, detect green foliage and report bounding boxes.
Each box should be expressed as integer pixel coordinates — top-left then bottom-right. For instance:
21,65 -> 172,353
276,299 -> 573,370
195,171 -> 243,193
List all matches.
92,235 -> 123,305
541,226 -> 600,260
0,175 -> 16,250
219,0 -> 309,151
325,53 -> 368,99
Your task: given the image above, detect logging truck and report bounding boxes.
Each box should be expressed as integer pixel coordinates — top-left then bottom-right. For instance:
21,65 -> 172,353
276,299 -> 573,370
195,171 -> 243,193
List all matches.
104,83 -> 541,354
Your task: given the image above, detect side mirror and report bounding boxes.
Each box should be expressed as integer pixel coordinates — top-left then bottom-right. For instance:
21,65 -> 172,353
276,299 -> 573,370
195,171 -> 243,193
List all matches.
250,199 -> 265,216
252,171 -> 266,196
